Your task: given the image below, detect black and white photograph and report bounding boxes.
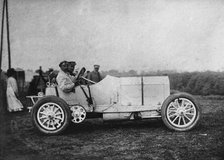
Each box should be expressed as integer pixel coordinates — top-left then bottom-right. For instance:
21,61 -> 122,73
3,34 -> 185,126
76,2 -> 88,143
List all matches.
0,0 -> 224,159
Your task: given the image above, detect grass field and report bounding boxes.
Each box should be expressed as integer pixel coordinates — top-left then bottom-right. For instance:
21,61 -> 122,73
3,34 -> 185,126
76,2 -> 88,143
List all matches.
0,96 -> 224,160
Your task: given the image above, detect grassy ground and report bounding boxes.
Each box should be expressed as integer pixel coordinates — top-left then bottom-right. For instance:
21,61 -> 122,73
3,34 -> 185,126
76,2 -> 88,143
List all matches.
0,96 -> 224,160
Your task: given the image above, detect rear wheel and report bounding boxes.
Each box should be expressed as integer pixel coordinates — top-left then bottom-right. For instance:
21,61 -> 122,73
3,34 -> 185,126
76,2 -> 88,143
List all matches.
161,93 -> 200,131
31,96 -> 71,135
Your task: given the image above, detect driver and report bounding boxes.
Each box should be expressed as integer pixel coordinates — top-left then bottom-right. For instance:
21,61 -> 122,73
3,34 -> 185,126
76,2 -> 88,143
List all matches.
56,61 -> 75,93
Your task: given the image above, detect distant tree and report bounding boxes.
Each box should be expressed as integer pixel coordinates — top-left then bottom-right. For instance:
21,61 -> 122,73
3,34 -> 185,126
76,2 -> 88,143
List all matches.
104,69 -> 120,77
213,75 -> 224,95
127,70 -> 137,76
185,73 -> 198,94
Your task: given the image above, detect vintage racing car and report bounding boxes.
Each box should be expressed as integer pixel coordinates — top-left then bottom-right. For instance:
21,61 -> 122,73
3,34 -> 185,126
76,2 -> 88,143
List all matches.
31,68 -> 200,135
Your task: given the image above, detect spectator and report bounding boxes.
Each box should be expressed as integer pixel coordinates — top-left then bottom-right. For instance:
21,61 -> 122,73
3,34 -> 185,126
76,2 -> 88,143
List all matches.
88,65 -> 102,83
6,68 -> 23,112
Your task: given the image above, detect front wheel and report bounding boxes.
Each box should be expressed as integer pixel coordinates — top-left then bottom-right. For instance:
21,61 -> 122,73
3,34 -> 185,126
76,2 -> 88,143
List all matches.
31,96 -> 71,135
161,93 -> 200,131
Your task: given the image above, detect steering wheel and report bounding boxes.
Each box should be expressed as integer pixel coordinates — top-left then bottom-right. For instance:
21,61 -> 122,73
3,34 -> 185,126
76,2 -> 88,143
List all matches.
76,67 -> 86,81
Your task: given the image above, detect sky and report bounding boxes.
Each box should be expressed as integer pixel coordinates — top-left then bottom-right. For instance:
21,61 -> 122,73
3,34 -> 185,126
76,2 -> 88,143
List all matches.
1,0 -> 224,72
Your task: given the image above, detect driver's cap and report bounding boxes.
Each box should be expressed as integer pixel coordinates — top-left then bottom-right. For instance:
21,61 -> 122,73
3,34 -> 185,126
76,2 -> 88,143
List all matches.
69,61 -> 76,66
94,64 -> 100,68
59,61 -> 68,67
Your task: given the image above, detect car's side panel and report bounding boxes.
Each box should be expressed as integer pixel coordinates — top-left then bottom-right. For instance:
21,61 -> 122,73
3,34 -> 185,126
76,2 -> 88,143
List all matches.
88,76 -> 120,105
120,77 -> 142,106
143,76 -> 170,106
118,76 -> 170,107
45,86 -> 91,111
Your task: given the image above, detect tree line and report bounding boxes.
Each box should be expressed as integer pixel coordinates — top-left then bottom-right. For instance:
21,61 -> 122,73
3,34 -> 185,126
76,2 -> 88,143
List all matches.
102,70 -> 224,95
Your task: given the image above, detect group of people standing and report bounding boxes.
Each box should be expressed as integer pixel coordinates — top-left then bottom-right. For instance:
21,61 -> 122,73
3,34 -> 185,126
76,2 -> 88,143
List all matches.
56,60 -> 102,93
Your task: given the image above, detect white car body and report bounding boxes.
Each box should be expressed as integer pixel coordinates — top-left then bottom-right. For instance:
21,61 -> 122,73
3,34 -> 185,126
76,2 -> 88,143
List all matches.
45,75 -> 170,120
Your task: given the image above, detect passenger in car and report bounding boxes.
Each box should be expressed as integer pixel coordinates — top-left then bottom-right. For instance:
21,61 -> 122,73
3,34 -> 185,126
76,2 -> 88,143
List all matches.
56,61 -> 75,93
67,61 -> 77,83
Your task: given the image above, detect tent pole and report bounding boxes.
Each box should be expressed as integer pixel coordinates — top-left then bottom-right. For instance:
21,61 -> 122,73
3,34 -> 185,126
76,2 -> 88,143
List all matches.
0,0 -> 6,72
5,0 -> 10,69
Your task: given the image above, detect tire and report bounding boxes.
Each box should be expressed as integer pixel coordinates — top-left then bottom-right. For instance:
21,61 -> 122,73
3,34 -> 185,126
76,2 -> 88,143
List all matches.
70,104 -> 87,123
31,95 -> 71,135
161,92 -> 200,131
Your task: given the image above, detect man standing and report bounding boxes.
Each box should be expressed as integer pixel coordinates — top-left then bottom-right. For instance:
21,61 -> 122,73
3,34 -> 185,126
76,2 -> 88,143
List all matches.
56,61 -> 75,93
88,64 -> 102,83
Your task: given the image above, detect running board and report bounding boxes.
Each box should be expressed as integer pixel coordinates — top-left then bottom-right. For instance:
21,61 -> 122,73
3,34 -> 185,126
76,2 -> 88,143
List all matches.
94,104 -> 161,113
